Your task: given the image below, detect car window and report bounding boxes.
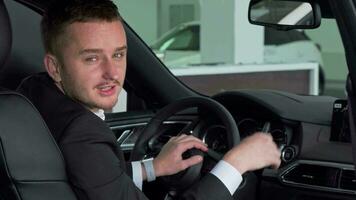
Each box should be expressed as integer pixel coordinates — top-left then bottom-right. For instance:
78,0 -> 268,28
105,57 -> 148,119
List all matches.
160,28 -> 193,50
117,1 -> 347,99
151,25 -> 200,51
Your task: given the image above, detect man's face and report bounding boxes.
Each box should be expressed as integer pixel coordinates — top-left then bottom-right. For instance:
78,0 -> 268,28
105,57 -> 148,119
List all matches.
55,20 -> 127,111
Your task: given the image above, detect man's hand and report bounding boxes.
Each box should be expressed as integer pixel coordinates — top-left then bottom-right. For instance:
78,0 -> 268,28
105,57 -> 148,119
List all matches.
152,134 -> 208,177
223,132 -> 281,174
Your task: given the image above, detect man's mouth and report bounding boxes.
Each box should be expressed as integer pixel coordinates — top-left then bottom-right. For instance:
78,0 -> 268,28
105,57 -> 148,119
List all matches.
97,84 -> 117,96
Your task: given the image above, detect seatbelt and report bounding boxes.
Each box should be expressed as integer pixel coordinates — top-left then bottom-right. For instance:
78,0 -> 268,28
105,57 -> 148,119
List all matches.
346,75 -> 356,169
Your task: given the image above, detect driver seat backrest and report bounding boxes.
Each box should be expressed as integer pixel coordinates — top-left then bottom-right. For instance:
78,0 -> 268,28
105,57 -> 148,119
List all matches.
0,91 -> 78,200
0,0 -> 77,199
0,91 -> 76,200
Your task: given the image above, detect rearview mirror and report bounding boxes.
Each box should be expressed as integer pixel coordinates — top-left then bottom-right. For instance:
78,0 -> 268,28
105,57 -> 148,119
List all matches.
248,0 -> 321,30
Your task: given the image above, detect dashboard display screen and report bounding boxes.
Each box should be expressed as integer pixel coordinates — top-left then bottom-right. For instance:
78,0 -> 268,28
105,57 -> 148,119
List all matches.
330,99 -> 350,143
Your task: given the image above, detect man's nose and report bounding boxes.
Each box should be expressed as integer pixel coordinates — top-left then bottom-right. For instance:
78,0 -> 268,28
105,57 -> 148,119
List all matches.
102,59 -> 119,80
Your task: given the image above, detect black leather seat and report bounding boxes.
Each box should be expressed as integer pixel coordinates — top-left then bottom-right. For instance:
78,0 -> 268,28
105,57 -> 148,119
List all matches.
0,92 -> 78,200
0,0 -> 77,199
0,0 -> 45,90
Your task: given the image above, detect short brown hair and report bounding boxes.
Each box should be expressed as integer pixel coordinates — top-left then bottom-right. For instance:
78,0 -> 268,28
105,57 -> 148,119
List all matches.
41,0 -> 122,55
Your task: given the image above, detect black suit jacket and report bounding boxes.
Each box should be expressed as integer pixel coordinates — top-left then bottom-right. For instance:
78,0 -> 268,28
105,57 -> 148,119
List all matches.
17,73 -> 233,200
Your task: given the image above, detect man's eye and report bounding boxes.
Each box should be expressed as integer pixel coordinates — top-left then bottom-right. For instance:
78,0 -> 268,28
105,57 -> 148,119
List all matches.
113,52 -> 125,59
84,56 -> 98,63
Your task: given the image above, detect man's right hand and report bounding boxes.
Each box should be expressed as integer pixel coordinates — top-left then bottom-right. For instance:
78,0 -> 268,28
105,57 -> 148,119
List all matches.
222,132 -> 281,174
152,134 -> 208,177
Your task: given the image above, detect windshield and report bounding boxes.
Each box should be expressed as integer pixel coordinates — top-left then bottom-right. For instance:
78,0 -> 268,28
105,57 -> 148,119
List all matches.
117,1 -> 347,98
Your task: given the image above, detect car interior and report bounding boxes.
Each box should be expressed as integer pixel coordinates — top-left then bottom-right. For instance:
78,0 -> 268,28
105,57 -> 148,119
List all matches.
1,0 -> 356,200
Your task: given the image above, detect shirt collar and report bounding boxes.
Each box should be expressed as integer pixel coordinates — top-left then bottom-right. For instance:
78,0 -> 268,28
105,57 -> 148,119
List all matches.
93,109 -> 105,120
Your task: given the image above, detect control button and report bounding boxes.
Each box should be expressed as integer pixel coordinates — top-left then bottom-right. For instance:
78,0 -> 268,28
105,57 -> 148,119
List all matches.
281,146 -> 296,162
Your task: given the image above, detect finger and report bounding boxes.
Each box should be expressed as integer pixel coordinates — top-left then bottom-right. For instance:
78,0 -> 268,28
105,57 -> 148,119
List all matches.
269,150 -> 282,169
177,135 -> 206,145
275,149 -> 282,158
271,144 -> 281,156
175,134 -> 199,142
181,155 -> 204,168
266,151 -> 281,169
169,134 -> 189,141
173,140 -> 208,154
270,158 -> 281,169
179,140 -> 209,152
176,134 -> 188,139
168,135 -> 179,142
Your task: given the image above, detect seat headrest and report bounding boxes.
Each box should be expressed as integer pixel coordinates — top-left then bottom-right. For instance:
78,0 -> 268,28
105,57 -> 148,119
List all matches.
0,0 -> 12,69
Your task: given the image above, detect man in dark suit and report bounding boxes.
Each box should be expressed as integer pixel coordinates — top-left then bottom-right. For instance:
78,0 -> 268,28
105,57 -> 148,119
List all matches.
18,0 -> 281,199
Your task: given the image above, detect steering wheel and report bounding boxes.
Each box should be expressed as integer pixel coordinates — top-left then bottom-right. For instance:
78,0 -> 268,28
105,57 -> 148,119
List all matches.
130,96 -> 240,191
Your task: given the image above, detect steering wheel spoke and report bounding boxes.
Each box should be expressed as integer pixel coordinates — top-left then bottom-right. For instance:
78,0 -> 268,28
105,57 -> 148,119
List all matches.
177,117 -> 200,136
206,148 -> 224,162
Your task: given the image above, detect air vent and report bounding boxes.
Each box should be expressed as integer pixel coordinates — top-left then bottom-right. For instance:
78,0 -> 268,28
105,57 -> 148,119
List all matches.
283,164 -> 340,187
281,162 -> 356,195
340,169 -> 356,190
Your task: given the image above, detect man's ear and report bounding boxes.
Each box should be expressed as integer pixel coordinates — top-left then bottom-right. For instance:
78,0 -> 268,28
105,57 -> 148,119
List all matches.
44,54 -> 62,82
